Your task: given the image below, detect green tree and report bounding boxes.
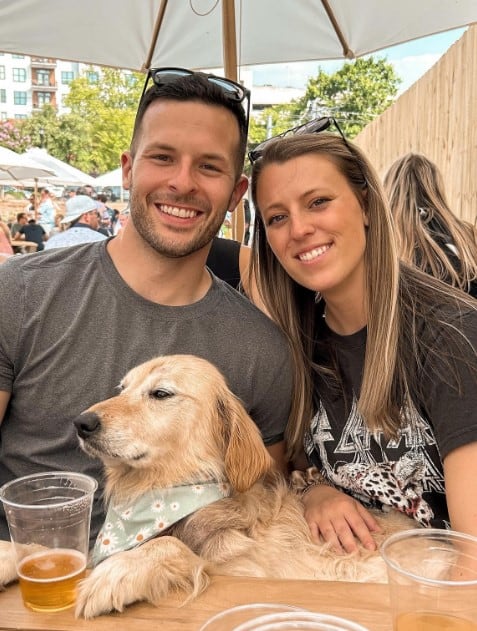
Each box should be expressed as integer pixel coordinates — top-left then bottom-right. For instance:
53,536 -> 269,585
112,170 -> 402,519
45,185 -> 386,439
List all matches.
249,56 -> 401,150
63,67 -> 143,174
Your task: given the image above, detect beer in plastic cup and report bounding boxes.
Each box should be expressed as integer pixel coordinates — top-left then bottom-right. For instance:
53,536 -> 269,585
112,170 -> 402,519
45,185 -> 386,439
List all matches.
0,471 -> 97,612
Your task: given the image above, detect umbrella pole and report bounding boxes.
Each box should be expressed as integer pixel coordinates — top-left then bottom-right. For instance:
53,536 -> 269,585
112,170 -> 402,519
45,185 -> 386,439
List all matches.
222,0 -> 245,244
34,178 -> 38,220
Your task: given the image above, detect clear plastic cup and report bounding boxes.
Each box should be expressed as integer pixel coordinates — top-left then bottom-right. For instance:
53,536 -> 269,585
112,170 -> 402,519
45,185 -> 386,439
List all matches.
381,528 -> 477,630
0,471 -> 97,612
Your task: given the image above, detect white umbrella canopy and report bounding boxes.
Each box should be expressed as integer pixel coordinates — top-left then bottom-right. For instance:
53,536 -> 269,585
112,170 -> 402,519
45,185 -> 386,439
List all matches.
23,148 -> 98,187
0,146 -> 57,181
0,0 -> 476,77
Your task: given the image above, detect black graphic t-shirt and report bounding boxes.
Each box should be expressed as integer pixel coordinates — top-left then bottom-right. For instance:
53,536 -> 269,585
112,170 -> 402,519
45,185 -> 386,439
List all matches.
306,312 -> 477,529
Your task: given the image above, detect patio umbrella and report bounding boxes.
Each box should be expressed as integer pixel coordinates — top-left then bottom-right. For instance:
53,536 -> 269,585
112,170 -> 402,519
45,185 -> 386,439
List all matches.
0,1 -> 476,81
0,146 -> 56,182
23,149 -> 98,187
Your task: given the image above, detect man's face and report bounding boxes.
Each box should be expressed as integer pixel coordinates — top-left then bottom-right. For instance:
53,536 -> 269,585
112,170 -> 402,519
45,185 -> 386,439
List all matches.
20,215 -> 28,225
121,99 -> 248,258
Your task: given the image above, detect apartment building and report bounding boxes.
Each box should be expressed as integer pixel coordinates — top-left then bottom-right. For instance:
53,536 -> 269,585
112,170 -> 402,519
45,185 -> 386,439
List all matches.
0,53 -> 85,120
0,55 -> 303,122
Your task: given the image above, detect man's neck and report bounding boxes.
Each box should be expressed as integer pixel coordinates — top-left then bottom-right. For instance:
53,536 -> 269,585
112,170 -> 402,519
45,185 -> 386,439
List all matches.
106,225 -> 213,306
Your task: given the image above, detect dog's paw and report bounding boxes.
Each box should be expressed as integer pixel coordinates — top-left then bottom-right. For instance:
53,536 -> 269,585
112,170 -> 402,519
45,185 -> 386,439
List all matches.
75,552 -> 138,619
0,540 -> 18,589
75,538 -> 209,619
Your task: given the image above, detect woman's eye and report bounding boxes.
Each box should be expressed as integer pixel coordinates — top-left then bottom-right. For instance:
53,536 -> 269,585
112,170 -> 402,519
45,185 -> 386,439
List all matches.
310,197 -> 327,208
267,214 -> 286,226
150,389 -> 173,400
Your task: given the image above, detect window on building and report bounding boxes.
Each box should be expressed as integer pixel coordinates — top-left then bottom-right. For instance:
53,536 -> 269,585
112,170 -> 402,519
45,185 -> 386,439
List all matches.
36,69 -> 50,86
0,89 -> 6,103
37,92 -> 52,106
0,66 -> 5,80
15,114 -> 27,120
61,71 -> 75,84
12,68 -> 27,82
87,71 -> 99,84
1,112 -> 8,121
12,54 -> 25,59
13,91 -> 27,105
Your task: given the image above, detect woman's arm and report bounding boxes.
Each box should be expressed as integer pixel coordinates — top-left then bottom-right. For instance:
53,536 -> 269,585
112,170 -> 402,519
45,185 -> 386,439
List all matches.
443,441 -> 477,537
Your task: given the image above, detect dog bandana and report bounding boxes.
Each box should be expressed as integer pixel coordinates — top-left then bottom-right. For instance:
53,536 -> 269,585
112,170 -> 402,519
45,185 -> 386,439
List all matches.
92,481 -> 230,566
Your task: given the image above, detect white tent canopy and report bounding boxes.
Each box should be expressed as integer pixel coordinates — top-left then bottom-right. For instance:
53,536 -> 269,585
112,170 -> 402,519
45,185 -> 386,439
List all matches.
0,0 -> 476,74
94,168 -> 123,188
23,148 -> 97,187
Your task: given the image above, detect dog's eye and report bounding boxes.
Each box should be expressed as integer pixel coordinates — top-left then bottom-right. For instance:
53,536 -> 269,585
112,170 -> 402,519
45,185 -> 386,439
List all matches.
150,389 -> 173,400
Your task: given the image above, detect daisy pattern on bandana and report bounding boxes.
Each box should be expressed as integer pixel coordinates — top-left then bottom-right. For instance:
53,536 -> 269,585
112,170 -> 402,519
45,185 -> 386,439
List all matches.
92,481 -> 231,566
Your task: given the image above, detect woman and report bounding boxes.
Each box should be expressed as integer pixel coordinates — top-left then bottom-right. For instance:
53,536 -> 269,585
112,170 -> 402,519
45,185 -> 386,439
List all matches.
384,152 -> 477,297
249,129 -> 477,554
0,219 -> 13,257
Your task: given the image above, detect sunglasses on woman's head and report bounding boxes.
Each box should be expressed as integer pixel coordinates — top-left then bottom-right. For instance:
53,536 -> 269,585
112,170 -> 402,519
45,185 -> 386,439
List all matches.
140,67 -> 251,131
248,116 -> 367,186
248,117 -> 349,164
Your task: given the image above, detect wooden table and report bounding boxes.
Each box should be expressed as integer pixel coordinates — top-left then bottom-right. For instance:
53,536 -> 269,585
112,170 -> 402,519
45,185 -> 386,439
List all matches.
0,576 -> 391,630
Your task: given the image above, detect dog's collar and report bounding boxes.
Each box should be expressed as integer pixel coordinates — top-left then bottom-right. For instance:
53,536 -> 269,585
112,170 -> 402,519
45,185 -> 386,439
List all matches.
92,481 -> 230,566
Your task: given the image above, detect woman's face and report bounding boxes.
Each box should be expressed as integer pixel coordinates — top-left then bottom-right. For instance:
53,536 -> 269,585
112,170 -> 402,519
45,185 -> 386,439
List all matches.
256,153 -> 368,303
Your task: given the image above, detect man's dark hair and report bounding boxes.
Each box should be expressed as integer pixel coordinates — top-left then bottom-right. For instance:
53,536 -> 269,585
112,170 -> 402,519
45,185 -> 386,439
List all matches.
131,73 -> 248,176
16,212 -> 27,222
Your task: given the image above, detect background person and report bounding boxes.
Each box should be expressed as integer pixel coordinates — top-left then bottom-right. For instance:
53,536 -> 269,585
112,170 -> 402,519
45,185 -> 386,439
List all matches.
0,219 -> 13,256
383,152 -> 477,297
249,129 -> 477,553
13,217 -> 47,252
0,69 -> 292,544
44,195 -> 107,249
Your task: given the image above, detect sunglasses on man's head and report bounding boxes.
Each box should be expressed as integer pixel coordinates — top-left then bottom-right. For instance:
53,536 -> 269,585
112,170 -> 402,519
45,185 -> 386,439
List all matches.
141,67 -> 251,130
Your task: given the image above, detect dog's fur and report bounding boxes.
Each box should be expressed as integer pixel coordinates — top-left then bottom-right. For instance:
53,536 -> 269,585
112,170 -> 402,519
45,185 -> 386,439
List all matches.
0,354 -> 414,618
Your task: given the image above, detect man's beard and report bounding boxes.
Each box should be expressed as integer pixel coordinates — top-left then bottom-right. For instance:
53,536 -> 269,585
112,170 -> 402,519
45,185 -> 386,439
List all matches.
129,188 -> 228,258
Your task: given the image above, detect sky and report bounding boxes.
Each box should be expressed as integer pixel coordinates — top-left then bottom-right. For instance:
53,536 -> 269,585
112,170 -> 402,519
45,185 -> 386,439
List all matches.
249,27 -> 466,95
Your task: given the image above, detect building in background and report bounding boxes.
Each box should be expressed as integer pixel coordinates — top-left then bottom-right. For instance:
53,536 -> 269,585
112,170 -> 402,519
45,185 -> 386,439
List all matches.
0,54 -> 304,122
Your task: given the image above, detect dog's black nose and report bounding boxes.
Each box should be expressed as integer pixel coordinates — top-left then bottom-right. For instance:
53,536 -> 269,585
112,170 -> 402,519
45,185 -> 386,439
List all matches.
74,412 -> 101,439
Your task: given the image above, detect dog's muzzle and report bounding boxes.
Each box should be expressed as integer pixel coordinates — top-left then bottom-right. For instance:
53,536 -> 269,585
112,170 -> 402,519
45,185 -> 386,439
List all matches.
74,411 -> 102,439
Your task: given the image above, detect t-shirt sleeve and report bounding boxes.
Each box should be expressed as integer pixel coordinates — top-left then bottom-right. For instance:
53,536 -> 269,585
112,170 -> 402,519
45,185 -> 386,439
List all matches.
421,309 -> 477,459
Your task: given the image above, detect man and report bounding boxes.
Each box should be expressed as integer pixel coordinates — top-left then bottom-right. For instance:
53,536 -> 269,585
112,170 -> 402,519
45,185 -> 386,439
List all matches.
0,69 -> 292,542
44,195 -> 106,249
13,217 -> 47,252
37,188 -> 55,234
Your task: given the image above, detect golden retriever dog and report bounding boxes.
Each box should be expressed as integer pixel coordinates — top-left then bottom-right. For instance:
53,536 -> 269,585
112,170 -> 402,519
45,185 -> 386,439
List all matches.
0,354 -> 413,618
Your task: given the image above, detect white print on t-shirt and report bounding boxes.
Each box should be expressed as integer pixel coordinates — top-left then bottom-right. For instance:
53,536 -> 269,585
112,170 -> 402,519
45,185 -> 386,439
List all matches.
305,397 -> 446,526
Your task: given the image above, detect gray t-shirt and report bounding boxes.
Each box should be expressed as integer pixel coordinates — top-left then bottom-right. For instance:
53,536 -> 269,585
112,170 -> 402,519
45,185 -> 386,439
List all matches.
0,241 -> 292,541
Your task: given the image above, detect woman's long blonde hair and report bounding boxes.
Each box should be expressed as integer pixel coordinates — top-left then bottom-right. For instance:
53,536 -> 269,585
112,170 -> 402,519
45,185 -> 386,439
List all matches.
384,153 -> 477,292
250,134 -> 476,460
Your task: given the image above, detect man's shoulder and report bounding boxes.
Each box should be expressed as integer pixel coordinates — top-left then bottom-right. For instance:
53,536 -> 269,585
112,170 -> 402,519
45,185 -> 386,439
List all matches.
1,241 -> 104,275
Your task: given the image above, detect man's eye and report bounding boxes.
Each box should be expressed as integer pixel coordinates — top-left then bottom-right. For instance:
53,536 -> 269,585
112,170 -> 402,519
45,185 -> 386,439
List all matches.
150,389 -> 173,399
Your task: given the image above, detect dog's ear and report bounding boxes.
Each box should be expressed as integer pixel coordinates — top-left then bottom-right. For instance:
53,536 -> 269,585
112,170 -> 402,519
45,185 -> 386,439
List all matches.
217,392 -> 273,493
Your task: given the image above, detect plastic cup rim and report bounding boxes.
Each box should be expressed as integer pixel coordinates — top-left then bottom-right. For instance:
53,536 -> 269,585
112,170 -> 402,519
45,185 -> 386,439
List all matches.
0,470 -> 98,509
198,603 -> 306,630
234,610 -> 369,631
380,527 -> 477,587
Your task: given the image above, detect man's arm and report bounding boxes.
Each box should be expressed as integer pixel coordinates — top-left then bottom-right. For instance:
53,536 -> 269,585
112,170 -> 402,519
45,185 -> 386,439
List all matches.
0,390 -> 11,426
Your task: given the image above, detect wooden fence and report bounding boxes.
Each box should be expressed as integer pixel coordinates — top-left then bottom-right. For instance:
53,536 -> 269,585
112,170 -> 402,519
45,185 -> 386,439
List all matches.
354,24 -> 477,223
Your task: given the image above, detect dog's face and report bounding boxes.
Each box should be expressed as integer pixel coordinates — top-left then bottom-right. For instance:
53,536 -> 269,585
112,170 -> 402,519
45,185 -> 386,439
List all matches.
74,355 -> 273,493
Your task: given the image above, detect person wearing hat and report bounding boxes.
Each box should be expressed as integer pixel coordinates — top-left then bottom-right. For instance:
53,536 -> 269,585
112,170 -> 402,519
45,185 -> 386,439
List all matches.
44,195 -> 107,250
